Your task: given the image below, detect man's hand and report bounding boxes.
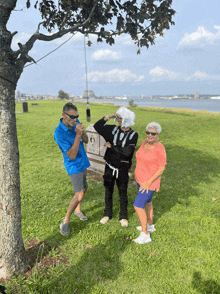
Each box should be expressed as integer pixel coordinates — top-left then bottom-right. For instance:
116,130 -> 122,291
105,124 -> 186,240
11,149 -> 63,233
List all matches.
75,123 -> 84,136
104,113 -> 121,121
111,113 -> 121,119
104,142 -> 111,148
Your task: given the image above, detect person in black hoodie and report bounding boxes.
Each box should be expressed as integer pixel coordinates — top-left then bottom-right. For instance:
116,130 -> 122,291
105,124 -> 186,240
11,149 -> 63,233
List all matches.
94,107 -> 138,226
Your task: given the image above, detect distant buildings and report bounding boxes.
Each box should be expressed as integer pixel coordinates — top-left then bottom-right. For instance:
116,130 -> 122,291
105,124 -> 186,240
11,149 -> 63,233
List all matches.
115,96 -> 128,100
14,89 -> 220,102
194,92 -> 199,99
210,96 -> 220,99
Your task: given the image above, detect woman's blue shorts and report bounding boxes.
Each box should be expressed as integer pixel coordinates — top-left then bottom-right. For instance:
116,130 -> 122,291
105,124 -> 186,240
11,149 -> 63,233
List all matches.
133,183 -> 155,209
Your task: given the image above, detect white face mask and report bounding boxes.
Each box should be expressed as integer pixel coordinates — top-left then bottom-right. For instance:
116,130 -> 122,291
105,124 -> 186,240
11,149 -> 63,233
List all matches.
114,107 -> 135,128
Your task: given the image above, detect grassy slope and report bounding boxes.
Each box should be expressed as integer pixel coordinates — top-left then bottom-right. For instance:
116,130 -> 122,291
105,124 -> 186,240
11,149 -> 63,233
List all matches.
3,100 -> 220,293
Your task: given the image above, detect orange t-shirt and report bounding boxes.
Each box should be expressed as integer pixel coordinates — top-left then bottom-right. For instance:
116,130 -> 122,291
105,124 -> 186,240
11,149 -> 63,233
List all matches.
135,141 -> 167,191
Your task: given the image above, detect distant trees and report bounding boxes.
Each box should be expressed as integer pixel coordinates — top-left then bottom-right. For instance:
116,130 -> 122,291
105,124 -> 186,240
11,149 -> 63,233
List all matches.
129,99 -> 137,107
58,90 -> 70,100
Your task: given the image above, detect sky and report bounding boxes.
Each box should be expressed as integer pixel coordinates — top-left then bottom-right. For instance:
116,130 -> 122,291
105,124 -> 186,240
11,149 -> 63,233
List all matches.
7,0 -> 220,97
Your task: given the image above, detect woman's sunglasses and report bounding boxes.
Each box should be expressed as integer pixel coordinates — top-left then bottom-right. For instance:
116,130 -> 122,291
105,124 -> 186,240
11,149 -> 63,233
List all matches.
65,112 -> 79,119
146,131 -> 157,136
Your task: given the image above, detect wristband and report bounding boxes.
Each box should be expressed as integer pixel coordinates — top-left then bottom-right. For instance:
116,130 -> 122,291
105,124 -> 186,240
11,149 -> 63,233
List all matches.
106,115 -> 110,120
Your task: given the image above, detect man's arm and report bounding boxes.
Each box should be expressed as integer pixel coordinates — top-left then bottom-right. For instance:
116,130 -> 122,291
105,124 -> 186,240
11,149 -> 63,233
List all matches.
81,131 -> 88,144
94,115 -> 116,141
66,124 -> 84,160
93,117 -> 108,136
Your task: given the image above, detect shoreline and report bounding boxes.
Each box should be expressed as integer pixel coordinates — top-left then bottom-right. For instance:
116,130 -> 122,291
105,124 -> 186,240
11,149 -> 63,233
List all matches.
75,100 -> 220,115
73,98 -> 220,114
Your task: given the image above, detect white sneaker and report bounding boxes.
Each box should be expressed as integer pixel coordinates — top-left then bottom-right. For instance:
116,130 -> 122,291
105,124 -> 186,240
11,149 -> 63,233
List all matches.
137,224 -> 156,232
134,232 -> 152,244
119,219 -> 128,227
100,216 -> 109,224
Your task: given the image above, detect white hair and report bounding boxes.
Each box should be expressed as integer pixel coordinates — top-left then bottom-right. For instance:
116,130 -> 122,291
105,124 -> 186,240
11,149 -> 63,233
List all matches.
115,106 -> 135,127
146,122 -> 162,134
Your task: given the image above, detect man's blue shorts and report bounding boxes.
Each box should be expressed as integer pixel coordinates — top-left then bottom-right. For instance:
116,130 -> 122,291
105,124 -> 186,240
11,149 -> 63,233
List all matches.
133,183 -> 155,209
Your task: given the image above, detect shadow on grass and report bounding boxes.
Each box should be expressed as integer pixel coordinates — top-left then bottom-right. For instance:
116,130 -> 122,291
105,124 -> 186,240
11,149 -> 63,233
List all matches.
22,231 -> 130,294
192,272 -> 220,294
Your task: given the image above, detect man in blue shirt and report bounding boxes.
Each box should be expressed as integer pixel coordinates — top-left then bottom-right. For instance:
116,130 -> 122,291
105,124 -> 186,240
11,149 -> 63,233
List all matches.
54,103 -> 90,236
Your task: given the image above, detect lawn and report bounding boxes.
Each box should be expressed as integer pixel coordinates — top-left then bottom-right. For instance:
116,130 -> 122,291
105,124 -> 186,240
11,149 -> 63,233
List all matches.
2,100 -> 220,293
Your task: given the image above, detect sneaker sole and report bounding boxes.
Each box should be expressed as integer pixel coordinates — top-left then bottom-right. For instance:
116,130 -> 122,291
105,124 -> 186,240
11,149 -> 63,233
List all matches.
134,238 -> 152,244
60,223 -> 70,236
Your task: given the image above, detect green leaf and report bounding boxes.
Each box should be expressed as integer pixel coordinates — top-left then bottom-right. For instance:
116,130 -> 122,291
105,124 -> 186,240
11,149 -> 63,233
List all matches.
26,0 -> 31,9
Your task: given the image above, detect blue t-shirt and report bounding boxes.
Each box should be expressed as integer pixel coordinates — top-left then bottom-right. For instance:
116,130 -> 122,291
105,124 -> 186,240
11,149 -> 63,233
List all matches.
54,118 -> 90,175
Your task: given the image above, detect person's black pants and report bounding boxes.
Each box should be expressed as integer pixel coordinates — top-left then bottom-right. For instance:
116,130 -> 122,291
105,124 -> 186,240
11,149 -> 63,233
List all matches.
103,164 -> 129,220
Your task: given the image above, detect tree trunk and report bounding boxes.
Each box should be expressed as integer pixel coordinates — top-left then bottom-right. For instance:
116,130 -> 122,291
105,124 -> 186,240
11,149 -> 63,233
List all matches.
0,0 -> 29,278
0,80 -> 29,279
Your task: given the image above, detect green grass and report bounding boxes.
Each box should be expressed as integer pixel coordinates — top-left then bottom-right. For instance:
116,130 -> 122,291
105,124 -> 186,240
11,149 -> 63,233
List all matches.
2,100 -> 220,293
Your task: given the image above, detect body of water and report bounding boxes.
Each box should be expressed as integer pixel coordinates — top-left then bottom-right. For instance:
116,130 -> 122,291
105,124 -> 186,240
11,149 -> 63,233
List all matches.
76,98 -> 220,113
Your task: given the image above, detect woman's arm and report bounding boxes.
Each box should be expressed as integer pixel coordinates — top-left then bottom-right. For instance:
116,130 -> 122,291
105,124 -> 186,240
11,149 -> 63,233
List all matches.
140,165 -> 166,193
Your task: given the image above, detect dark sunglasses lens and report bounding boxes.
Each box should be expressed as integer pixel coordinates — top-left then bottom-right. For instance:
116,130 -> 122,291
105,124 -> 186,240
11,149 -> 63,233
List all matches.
70,115 -> 79,119
146,131 -> 157,136
66,113 -> 79,119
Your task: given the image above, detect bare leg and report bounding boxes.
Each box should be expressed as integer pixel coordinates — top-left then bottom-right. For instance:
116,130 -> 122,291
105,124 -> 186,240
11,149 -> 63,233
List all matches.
64,190 -> 84,224
74,186 -> 88,213
134,206 -> 149,235
145,202 -> 153,226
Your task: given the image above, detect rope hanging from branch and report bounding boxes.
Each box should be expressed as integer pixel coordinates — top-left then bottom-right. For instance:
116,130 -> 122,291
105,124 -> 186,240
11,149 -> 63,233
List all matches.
84,35 -> 91,122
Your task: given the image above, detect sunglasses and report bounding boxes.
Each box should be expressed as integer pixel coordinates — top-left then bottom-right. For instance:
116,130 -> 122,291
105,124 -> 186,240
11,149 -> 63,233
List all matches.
65,112 -> 79,119
146,131 -> 157,136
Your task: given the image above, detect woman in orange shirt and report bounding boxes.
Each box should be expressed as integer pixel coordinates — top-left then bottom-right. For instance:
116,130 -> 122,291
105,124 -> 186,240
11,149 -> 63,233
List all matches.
133,122 -> 167,244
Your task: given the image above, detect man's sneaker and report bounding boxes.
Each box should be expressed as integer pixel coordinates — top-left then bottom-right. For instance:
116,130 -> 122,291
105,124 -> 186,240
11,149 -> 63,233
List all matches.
100,216 -> 109,224
119,219 -> 128,227
60,221 -> 70,236
137,224 -> 156,232
134,232 -> 151,244
74,211 -> 88,221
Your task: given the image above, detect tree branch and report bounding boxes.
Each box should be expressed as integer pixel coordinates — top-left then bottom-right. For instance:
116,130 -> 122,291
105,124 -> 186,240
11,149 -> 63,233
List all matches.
59,4 -> 72,30
35,22 -> 44,34
16,0 -> 98,65
11,31 -> 18,38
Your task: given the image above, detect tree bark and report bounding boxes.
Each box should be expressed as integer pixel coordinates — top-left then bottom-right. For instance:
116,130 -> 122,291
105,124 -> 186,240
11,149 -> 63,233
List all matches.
0,79 -> 29,279
0,0 -> 29,278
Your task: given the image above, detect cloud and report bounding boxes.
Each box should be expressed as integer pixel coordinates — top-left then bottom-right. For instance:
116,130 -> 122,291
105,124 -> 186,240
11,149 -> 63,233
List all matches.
116,35 -> 134,46
191,71 -> 220,81
12,32 -> 31,49
92,49 -> 122,61
149,66 -> 220,82
149,66 -> 183,82
87,68 -> 145,83
177,26 -> 220,49
191,71 -> 210,80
